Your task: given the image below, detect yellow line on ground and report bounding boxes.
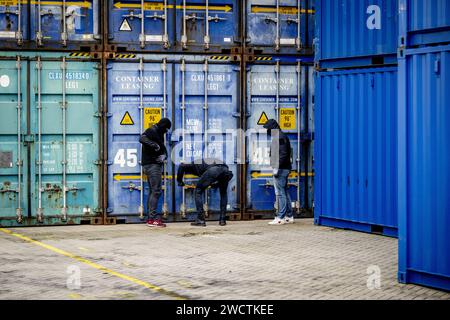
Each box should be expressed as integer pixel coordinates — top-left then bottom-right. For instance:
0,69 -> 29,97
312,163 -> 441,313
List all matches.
0,228 -> 187,300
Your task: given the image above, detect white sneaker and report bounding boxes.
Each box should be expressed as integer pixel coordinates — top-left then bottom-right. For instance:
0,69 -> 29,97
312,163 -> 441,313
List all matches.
268,217 -> 286,225
285,216 -> 295,224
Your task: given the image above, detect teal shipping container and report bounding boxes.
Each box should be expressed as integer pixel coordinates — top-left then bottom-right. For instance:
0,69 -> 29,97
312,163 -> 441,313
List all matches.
0,52 -> 101,227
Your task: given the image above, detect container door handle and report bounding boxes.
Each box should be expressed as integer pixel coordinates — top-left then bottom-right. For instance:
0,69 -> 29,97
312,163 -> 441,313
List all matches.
15,56 -> 23,223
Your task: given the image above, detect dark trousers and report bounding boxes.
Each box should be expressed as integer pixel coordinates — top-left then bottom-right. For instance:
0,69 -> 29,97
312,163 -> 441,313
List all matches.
195,166 -> 229,217
143,163 -> 163,219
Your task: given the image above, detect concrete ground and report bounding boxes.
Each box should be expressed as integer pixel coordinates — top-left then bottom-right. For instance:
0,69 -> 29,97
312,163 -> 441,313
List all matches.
0,219 -> 449,300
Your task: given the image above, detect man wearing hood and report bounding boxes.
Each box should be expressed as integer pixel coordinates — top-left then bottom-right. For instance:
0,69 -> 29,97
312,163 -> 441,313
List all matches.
263,119 -> 294,225
139,118 -> 172,227
177,158 -> 233,227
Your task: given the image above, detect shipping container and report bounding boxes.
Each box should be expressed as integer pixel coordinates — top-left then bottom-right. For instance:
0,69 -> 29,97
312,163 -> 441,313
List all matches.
398,45 -> 450,291
106,54 -> 241,223
399,0 -> 450,47
315,0 -> 398,68
245,56 -> 314,217
0,1 -> 28,49
314,67 -> 398,237
0,1 -> 102,51
245,0 -> 314,55
106,0 -> 240,53
0,52 -> 102,227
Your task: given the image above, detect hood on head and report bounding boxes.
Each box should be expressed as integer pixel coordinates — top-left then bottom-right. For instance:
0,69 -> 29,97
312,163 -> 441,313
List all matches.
157,118 -> 172,132
263,119 -> 280,130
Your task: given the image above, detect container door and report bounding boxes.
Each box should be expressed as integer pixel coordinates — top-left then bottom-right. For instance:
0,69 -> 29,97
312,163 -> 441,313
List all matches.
246,62 -> 303,211
29,58 -> 100,222
0,57 -> 27,223
108,0 -> 174,50
176,0 -> 237,50
107,60 -> 173,220
30,0 -> 99,46
246,0 -> 304,51
403,47 -> 450,287
0,1 -> 26,46
173,59 -> 239,219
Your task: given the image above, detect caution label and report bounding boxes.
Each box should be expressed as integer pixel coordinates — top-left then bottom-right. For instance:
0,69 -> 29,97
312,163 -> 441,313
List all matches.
119,18 -> 132,31
144,108 -> 162,129
257,111 -> 269,125
120,111 -> 134,125
279,108 -> 296,130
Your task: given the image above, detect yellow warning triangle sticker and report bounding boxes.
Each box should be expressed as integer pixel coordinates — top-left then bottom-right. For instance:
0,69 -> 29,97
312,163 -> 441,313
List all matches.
120,111 -> 134,125
257,111 -> 269,125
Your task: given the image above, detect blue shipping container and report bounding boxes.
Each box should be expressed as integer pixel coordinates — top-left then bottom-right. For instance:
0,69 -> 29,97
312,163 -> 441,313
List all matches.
399,0 -> 450,47
398,45 -> 450,291
107,0 -> 240,53
0,52 -> 101,227
107,55 -> 240,222
245,0 -> 314,54
315,0 -> 398,67
246,59 -> 314,214
0,1 -> 28,48
314,67 -> 398,237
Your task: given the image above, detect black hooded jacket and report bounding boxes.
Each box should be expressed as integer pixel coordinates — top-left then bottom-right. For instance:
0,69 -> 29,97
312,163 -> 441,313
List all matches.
139,118 -> 171,165
263,119 -> 292,170
177,159 -> 231,184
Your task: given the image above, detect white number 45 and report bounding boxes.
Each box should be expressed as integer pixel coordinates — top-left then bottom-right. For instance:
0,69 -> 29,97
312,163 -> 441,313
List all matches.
114,148 -> 138,167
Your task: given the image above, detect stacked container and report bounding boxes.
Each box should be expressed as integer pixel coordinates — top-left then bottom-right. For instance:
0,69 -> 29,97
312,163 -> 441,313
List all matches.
314,0 -> 399,236
397,0 -> 450,291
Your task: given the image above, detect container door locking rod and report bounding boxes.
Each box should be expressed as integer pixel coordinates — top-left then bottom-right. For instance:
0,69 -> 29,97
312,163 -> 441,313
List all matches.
16,56 -> 23,223
138,58 -> 145,219
36,57 -> 44,222
204,0 -> 210,50
61,57 -> 68,220
180,59 -> 187,218
17,0 -> 23,45
296,61 -> 302,212
203,59 -> 209,217
162,58 -> 169,217
275,60 -> 280,119
61,0 -> 68,46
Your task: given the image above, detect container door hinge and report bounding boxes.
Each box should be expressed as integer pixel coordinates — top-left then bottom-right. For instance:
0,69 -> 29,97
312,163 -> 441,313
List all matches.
232,112 -> 241,118
24,135 -> 35,143
233,66 -> 241,72
106,160 -> 113,166
94,207 -> 103,214
434,59 -> 440,75
106,112 -> 113,118
94,160 -> 102,165
94,111 -> 102,118
106,207 -> 113,213
93,64 -> 101,70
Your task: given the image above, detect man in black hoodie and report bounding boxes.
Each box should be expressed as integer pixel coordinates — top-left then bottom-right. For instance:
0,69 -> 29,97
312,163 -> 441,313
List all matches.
177,159 -> 233,227
263,119 -> 294,225
139,118 -> 171,228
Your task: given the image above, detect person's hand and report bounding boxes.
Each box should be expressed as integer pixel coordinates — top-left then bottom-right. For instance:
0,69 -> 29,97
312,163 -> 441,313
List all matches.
273,168 -> 279,177
178,181 -> 185,187
156,154 -> 166,163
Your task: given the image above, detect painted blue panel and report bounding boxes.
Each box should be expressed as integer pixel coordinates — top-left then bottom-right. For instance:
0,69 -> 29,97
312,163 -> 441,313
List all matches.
0,2 -> 28,49
173,60 -> 239,217
400,0 -> 450,46
315,67 -> 398,233
398,45 -> 450,291
246,60 -> 313,212
175,0 -> 240,51
315,0 -> 398,63
29,0 -> 101,49
108,0 -> 176,51
107,60 -> 174,217
246,0 -> 313,53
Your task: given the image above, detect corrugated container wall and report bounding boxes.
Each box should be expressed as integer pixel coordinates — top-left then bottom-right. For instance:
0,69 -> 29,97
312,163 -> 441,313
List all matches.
106,55 -> 241,223
245,0 -> 315,55
315,67 -> 398,237
398,45 -> 450,291
399,0 -> 450,47
315,0 -> 398,68
106,0 -> 241,53
245,58 -> 314,216
0,1 -> 102,51
0,52 -> 102,227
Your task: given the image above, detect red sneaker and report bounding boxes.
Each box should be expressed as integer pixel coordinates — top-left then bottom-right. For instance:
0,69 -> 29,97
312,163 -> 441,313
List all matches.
148,219 -> 166,228
146,219 -> 154,227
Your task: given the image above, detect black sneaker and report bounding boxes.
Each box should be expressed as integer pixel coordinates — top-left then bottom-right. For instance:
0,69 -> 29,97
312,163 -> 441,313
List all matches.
191,220 -> 206,227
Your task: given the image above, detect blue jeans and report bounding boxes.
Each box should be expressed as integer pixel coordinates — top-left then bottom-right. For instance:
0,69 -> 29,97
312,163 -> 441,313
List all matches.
273,169 -> 293,219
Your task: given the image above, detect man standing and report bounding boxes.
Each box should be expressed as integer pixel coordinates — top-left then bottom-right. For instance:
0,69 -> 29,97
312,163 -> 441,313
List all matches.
263,119 -> 294,225
177,159 -> 233,227
139,118 -> 172,228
